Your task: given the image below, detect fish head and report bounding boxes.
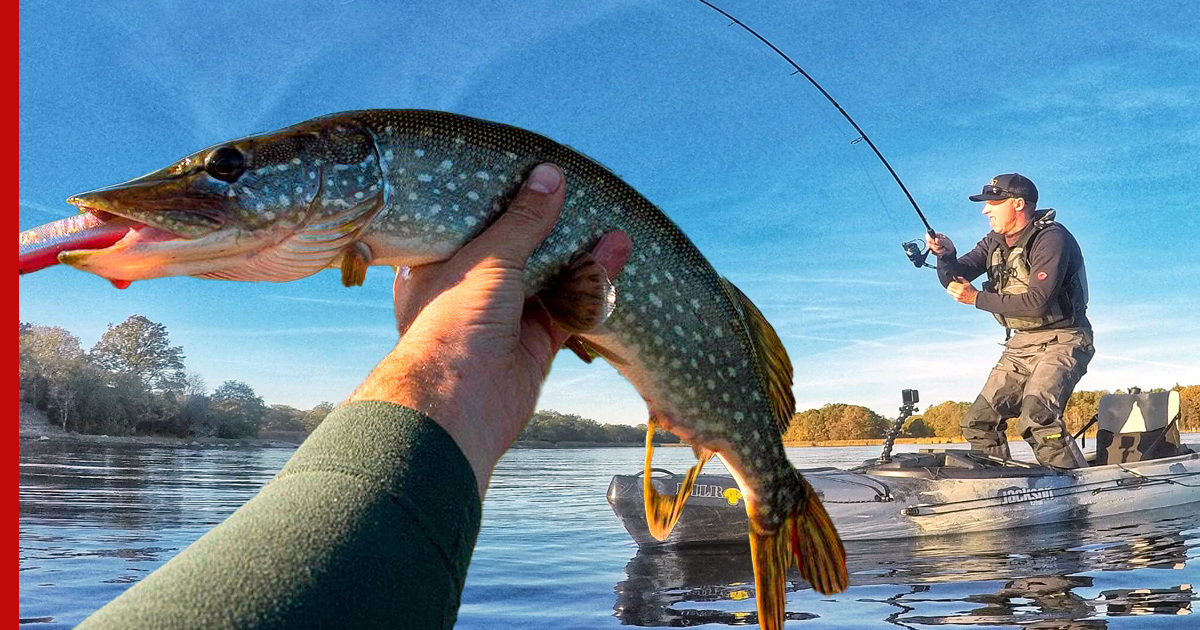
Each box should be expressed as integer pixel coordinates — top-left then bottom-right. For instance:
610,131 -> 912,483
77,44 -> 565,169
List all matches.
61,114 -> 385,283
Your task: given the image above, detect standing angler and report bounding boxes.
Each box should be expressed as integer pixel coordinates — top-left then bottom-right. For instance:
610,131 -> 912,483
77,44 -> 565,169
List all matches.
926,173 -> 1091,469
18,110 -> 848,626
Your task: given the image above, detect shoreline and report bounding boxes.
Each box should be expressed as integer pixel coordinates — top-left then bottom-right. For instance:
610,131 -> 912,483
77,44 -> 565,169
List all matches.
20,402 -> 969,449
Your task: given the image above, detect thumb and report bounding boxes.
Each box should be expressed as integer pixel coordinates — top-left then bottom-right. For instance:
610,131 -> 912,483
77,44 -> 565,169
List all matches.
455,163 -> 565,270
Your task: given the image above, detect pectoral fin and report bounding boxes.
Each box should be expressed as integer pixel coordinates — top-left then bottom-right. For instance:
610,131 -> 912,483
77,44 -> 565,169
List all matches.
340,242 -> 372,287
564,336 -> 598,363
539,251 -> 616,333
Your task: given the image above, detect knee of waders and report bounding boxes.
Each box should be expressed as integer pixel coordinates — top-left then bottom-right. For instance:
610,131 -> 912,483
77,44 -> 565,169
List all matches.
962,395 -> 1002,431
1020,395 -> 1062,430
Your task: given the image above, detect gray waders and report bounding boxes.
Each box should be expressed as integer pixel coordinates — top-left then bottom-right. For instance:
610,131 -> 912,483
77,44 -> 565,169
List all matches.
962,327 -> 1092,468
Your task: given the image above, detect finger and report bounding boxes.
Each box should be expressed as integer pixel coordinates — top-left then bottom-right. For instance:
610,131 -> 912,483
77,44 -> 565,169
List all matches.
519,230 -> 633,373
393,264 -> 444,334
591,230 -> 633,279
454,163 -> 565,271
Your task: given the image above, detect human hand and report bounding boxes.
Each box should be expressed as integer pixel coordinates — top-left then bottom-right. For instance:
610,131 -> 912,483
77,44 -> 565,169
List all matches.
947,276 -> 978,305
350,163 -> 632,496
926,232 -> 954,257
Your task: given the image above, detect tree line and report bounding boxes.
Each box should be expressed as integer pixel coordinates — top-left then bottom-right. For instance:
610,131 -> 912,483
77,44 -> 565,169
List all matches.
783,385 -> 1200,443
20,316 -> 1199,443
20,316 -> 333,439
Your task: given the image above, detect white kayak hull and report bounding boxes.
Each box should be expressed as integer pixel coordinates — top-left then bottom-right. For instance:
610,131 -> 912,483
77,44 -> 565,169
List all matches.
607,446 -> 1200,546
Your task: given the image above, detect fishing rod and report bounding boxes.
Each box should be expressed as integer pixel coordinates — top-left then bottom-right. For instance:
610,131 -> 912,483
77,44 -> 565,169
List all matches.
691,0 -> 936,269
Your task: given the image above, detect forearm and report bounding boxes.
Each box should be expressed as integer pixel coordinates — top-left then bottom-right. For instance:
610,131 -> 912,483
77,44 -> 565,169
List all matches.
975,288 -> 1054,317
935,241 -> 987,288
77,401 -> 481,630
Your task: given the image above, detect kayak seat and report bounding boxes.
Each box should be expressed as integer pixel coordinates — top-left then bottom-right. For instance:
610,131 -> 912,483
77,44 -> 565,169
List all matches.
1093,391 -> 1189,465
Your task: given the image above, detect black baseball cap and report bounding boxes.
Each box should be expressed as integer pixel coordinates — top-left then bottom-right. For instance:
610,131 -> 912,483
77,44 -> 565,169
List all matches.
969,173 -> 1038,206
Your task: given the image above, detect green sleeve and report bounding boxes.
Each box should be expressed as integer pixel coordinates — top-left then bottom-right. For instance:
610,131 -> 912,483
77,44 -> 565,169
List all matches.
76,400 -> 482,630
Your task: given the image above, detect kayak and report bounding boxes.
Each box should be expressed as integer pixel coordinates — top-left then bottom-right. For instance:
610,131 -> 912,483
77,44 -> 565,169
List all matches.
607,445 -> 1200,546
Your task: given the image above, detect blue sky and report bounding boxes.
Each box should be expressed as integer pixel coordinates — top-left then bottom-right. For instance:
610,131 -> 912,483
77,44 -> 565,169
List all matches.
18,1 -> 1199,425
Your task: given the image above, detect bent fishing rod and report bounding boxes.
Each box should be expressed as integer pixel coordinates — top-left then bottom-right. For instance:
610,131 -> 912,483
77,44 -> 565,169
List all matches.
690,0 -> 936,269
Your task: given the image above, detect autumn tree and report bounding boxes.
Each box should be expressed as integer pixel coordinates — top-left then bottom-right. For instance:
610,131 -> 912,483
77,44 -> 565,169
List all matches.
902,417 -> 936,438
261,404 -> 305,432
302,402 -> 335,433
209,380 -> 266,438
90,315 -> 186,392
919,401 -> 972,438
19,324 -> 87,430
1176,385 -> 1199,432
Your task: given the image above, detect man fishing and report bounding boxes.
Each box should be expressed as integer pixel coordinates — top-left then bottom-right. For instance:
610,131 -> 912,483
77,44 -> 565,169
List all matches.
925,173 -> 1090,469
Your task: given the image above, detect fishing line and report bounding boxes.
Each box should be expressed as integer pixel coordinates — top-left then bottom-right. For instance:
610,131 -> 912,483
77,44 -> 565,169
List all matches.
688,0 -> 937,268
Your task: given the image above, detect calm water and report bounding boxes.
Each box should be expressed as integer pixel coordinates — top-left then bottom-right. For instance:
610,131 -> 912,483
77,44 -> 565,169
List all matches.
18,437 -> 1200,629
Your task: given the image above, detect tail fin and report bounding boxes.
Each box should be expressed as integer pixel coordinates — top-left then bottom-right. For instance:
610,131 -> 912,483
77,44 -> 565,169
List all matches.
790,477 -> 848,596
642,420 -> 713,540
747,477 -> 847,630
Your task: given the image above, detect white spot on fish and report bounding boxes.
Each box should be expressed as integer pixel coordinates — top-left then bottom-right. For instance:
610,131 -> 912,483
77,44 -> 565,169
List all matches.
467,191 -> 480,201
475,171 -> 491,180
278,194 -> 289,205
291,158 -> 302,165
649,294 -> 662,308
429,204 -> 441,216
418,174 -> 433,183
464,216 -> 478,227
355,192 -> 364,200
414,149 -> 425,157
439,159 -> 453,169
446,182 -> 458,191
407,193 -> 419,201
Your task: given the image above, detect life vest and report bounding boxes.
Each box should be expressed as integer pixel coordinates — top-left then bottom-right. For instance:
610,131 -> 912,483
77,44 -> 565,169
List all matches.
984,210 -> 1088,332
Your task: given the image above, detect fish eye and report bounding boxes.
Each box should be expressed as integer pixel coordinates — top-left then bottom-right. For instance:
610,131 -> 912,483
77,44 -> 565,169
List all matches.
204,146 -> 245,183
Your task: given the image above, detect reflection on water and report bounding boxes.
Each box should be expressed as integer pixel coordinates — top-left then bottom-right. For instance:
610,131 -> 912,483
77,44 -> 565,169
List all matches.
18,441 -> 292,629
615,505 -> 1199,627
18,440 -> 1200,629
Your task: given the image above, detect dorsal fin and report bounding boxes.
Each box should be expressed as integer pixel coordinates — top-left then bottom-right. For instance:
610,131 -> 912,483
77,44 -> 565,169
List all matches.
720,277 -> 795,434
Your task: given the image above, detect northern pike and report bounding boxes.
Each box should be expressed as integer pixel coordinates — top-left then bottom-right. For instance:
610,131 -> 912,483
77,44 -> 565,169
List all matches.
17,110 -> 847,626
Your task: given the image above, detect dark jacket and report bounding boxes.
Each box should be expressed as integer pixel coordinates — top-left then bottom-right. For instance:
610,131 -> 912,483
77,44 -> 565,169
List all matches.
937,211 -> 1090,332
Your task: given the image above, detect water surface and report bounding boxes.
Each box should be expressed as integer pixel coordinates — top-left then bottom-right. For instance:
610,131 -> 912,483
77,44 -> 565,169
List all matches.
19,438 -> 1200,628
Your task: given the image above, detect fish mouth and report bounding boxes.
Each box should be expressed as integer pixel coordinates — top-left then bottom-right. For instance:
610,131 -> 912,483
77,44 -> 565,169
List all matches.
67,187 -> 228,239
62,204 -> 198,259
20,201 -> 245,284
